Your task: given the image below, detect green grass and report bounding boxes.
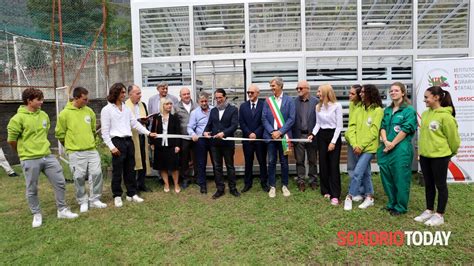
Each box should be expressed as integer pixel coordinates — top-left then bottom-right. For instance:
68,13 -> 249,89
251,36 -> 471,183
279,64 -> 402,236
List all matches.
0,165 -> 473,264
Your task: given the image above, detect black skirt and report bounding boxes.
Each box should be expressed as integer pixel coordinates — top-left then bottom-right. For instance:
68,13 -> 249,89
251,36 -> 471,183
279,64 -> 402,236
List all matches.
153,146 -> 179,170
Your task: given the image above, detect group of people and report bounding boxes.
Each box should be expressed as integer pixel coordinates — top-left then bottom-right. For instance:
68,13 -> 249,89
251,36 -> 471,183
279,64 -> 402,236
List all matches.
6,76 -> 460,228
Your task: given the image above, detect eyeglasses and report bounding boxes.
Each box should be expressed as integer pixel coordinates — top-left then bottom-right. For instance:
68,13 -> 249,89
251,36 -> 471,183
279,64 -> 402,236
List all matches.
296,87 -> 308,91
247,91 -> 256,95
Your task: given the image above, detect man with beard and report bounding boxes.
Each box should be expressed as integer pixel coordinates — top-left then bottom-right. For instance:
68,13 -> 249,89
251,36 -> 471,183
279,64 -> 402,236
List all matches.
204,89 -> 240,199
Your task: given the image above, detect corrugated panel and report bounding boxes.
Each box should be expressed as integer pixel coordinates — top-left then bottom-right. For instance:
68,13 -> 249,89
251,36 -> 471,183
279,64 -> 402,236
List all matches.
306,57 -> 358,81
362,56 -> 412,80
251,62 -> 299,84
306,0 -> 357,51
418,1 -> 469,49
362,0 -> 412,50
139,7 -> 190,57
193,4 -> 245,55
249,1 -> 301,52
142,62 -> 191,87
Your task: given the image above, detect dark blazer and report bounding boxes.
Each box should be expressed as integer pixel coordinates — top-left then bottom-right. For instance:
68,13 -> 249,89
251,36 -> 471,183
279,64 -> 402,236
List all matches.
150,113 -> 181,148
204,104 -> 238,147
292,96 -> 319,139
239,99 -> 265,139
262,94 -> 296,139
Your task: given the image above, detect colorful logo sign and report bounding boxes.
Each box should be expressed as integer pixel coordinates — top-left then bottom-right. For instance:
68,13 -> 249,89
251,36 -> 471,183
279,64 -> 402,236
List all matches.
428,75 -> 450,87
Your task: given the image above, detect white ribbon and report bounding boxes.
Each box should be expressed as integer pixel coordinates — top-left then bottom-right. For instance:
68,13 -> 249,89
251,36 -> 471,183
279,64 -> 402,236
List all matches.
154,134 -> 311,143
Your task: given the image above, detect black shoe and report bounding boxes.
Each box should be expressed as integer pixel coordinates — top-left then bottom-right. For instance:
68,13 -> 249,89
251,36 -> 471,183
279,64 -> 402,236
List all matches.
241,185 -> 252,193
200,187 -> 207,194
8,172 -> 19,177
230,189 -> 241,197
298,182 -> 306,192
390,210 -> 402,216
181,181 -> 189,190
142,187 -> 153,192
261,184 -> 270,192
212,190 -> 225,199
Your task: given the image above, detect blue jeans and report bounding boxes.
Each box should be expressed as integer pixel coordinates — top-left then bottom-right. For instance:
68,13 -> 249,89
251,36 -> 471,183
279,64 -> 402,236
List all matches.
267,141 -> 289,187
348,152 -> 374,196
347,144 -> 367,196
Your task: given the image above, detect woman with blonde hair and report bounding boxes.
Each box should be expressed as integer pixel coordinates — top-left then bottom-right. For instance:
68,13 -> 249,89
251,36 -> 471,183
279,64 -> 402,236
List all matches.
150,97 -> 182,193
308,84 -> 343,205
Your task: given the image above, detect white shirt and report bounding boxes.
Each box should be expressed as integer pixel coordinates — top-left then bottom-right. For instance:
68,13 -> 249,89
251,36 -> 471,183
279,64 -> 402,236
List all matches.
250,100 -> 258,109
101,102 -> 151,150
311,102 -> 343,144
183,102 -> 192,113
161,117 -> 169,146
273,93 -> 283,130
218,109 -> 225,120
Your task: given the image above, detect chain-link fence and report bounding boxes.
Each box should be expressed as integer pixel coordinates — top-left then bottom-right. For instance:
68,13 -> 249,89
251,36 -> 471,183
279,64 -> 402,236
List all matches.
0,0 -> 132,101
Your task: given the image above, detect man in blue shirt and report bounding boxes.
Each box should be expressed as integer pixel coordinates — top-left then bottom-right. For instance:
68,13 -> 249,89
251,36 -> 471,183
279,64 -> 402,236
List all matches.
187,92 -> 213,194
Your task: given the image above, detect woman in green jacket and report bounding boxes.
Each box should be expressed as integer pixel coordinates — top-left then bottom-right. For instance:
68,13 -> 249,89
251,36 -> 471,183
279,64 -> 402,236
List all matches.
414,86 -> 460,226
377,82 -> 417,216
344,85 -> 383,211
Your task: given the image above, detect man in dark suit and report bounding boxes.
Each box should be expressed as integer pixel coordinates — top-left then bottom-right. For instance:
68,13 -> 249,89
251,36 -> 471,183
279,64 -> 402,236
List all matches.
262,77 -> 296,198
239,84 -> 269,193
204,89 -> 240,199
292,80 -> 319,192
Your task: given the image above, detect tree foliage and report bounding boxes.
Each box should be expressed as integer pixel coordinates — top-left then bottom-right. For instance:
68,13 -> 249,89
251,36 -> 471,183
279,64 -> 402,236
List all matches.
26,0 -> 131,50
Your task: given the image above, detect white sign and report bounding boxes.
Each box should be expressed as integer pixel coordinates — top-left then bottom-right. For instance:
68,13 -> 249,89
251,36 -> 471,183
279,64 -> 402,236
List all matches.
415,58 -> 474,183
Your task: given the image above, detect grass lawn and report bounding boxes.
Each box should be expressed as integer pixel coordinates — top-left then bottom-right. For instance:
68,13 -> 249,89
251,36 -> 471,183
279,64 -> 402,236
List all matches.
0,165 -> 473,264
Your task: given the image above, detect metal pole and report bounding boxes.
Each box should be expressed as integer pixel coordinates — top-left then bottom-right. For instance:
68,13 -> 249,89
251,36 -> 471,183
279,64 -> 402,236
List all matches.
102,0 -> 109,90
4,27 -> 13,98
13,36 -> 21,98
51,0 -> 58,91
58,0 -> 65,87
95,50 -> 99,98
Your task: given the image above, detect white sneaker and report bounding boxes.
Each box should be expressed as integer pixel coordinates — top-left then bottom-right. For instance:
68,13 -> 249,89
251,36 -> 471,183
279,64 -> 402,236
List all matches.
57,208 -> 79,219
126,195 -> 144,203
32,213 -> 42,228
344,196 -> 352,211
114,197 -> 123,208
282,186 -> 291,197
424,213 -> 444,226
90,200 -> 107,209
268,187 -> 276,198
80,202 -> 89,213
358,197 -> 374,209
414,210 -> 433,223
352,195 -> 364,202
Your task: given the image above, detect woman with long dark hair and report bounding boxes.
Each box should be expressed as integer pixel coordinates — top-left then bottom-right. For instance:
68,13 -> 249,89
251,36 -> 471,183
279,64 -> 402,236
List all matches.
377,82 -> 417,216
414,86 -> 460,226
345,84 -> 365,202
343,84 -> 383,211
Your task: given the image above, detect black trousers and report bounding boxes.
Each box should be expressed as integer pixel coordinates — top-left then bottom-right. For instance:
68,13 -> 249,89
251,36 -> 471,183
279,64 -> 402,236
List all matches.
179,139 -> 197,183
135,134 -> 147,189
111,137 -> 137,198
242,141 -> 267,188
210,145 -> 236,192
317,129 -> 342,199
419,155 -> 450,214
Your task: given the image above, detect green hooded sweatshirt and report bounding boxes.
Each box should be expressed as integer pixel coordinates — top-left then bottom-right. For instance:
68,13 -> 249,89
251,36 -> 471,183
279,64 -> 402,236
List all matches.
419,106 -> 460,158
347,104 -> 383,153
345,102 -> 361,147
55,101 -> 96,153
7,105 -> 51,160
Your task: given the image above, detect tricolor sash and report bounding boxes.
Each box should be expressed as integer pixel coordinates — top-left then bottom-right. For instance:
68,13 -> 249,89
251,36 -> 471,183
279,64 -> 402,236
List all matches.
266,96 -> 292,155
